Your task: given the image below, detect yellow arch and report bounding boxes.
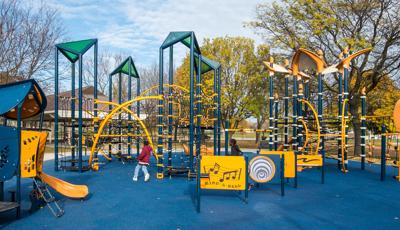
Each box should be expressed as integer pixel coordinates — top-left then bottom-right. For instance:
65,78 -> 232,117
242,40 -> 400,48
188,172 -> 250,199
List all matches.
89,95 -> 163,167
301,99 -> 321,155
93,100 -> 155,154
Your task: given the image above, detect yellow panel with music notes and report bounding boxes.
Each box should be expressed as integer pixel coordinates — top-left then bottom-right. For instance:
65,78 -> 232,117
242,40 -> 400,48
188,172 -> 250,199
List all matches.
259,150 -> 295,178
200,156 -> 246,191
297,154 -> 323,167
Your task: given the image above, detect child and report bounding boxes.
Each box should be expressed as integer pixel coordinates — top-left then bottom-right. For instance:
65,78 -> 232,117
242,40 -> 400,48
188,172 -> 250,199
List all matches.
257,136 -> 268,153
229,139 -> 243,156
133,140 -> 152,182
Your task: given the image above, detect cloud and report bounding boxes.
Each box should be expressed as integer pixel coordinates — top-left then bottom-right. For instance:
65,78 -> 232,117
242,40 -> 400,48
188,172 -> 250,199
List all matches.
50,0 -> 265,66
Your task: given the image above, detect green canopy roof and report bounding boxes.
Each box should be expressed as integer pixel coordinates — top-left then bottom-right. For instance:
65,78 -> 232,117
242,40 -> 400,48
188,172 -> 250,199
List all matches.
56,39 -> 97,63
194,54 -> 220,74
161,31 -> 201,54
110,57 -> 139,78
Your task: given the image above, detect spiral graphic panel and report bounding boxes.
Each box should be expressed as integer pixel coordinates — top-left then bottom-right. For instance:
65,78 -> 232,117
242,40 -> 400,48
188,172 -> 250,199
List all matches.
249,156 -> 276,183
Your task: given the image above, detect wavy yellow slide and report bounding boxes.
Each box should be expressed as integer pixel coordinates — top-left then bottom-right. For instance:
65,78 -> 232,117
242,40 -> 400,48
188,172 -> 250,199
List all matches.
38,172 -> 89,199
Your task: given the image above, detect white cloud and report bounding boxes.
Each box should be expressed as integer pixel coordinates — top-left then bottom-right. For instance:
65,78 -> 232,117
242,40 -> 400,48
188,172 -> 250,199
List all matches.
50,0 -> 267,66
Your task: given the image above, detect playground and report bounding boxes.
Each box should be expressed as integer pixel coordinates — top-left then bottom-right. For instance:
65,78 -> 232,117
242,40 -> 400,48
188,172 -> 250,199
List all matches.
1,0 -> 400,229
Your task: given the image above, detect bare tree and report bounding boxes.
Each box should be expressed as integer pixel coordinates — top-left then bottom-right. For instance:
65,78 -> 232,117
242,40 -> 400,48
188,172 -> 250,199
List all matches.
0,0 -> 63,85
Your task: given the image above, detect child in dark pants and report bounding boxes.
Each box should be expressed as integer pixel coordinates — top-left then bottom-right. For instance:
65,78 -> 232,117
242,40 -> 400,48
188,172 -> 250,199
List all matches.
133,140 -> 152,182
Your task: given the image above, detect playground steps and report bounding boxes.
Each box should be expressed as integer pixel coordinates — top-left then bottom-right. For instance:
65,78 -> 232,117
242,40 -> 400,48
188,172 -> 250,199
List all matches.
33,178 -> 64,217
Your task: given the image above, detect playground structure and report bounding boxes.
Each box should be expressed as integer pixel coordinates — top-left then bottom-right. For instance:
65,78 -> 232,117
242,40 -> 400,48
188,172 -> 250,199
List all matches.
0,29 -> 399,222
54,39 -> 98,172
0,80 -> 88,219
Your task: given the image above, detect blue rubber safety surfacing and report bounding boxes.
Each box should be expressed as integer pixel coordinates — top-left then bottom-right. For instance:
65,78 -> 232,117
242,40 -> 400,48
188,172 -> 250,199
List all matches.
0,154 -> 399,230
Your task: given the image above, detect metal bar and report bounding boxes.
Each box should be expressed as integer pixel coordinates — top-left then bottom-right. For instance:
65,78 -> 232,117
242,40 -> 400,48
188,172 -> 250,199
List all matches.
281,154 -> 285,196
189,33 -> 195,172
118,72 -> 122,157
343,67 -> 349,171
337,72 -> 343,169
94,41 -> 98,159
361,91 -> 366,170
217,67 -> 222,155
54,48 -> 59,171
137,78 -> 140,156
158,47 -> 164,176
274,94 -> 279,150
213,68 -> 217,155
196,55 -> 202,161
225,120 -> 229,155
381,125 -> 386,181
284,75 -> 289,151
297,80 -> 303,153
268,64 -> 274,150
128,60 -> 132,157
168,46 -> 173,167
292,75 -> 298,188
16,105 -> 22,218
71,62 -> 76,165
108,75 -> 112,158
78,54 -> 83,172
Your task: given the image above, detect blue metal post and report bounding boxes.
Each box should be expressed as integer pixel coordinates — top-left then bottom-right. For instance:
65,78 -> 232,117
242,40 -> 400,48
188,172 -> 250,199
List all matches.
292,75 -> 298,188
93,41 -> 98,160
128,60 -> 132,157
158,47 -> 164,176
225,120 -> 229,155
54,47 -> 59,171
71,62 -> 76,165
16,105 -> 22,218
196,55 -> 202,160
118,72 -> 122,157
137,78 -> 140,156
318,73 -> 324,159
381,125 -> 386,181
268,62 -> 274,150
189,33 -> 195,172
361,89 -> 366,170
343,66 -> 349,171
108,75 -> 112,158
338,71 -> 343,169
78,54 -> 83,172
213,68 -> 217,155
217,67 -> 222,155
274,93 -> 279,150
284,73 -> 289,151
168,46 -> 173,167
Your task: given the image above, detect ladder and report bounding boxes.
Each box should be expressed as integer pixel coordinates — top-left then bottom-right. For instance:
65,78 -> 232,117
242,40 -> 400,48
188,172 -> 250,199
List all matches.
32,178 -> 64,217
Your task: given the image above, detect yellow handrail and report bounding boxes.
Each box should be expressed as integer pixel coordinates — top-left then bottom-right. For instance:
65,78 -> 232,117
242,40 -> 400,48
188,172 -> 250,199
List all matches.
301,99 -> 320,155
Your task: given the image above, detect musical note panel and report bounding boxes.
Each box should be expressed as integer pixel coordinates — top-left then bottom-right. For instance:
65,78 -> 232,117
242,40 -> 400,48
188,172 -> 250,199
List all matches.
200,156 -> 246,191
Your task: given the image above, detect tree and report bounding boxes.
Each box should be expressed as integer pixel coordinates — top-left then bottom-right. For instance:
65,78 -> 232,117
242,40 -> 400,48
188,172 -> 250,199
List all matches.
0,0 -> 63,85
175,36 -> 268,131
249,0 -> 400,155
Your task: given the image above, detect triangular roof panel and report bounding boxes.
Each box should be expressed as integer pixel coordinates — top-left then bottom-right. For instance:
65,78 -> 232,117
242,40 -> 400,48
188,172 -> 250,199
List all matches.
110,57 -> 139,78
161,31 -> 201,54
56,39 -> 97,63
194,54 -> 220,74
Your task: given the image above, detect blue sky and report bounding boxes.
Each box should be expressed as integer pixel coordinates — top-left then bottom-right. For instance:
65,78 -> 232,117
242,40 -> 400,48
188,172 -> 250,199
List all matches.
47,0 -> 265,68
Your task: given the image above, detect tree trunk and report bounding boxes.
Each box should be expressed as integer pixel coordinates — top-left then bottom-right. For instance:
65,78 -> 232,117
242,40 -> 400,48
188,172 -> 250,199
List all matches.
349,96 -> 361,156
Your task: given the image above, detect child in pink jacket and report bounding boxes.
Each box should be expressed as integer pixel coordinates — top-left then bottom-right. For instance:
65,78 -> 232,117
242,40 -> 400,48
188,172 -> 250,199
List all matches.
133,140 -> 152,182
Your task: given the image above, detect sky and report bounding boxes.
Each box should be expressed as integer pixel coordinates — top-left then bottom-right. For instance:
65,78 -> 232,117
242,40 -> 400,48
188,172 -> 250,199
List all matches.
47,0 -> 266,68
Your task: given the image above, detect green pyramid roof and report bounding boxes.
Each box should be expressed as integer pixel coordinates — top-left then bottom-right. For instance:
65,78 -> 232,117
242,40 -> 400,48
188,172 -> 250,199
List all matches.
110,57 -> 139,78
194,54 -> 220,74
161,31 -> 201,54
56,39 -> 97,63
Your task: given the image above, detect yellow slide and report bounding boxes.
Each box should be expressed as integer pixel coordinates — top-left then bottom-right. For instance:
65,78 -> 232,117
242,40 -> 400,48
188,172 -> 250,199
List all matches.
38,172 -> 89,199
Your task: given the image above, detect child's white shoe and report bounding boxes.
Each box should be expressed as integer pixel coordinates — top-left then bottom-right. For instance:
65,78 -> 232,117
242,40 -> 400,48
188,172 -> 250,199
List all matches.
132,177 -> 138,182
144,174 -> 150,182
